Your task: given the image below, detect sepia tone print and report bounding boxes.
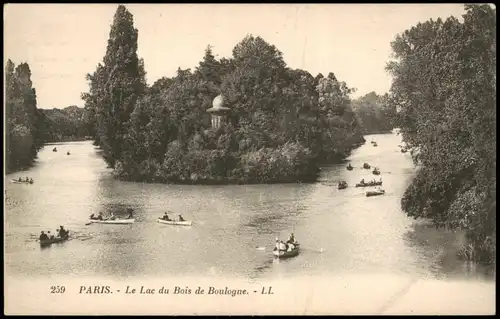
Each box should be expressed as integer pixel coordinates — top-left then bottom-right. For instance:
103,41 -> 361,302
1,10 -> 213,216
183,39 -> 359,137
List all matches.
4,3 -> 495,315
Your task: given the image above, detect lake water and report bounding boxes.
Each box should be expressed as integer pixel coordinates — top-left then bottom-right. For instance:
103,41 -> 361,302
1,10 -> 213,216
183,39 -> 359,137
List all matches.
4,132 -> 495,300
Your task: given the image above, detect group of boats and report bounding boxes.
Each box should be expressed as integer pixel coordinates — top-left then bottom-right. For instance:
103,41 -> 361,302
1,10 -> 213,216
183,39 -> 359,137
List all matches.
53,147 -> 70,155
345,163 -> 380,175
339,141 -> 386,197
39,210 -> 193,247
337,177 -> 385,196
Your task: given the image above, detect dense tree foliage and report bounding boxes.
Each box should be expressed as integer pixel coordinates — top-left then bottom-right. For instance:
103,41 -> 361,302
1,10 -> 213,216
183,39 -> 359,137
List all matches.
5,60 -> 44,173
352,91 -> 396,134
81,5 -> 147,167
387,4 -> 496,263
39,106 -> 91,142
81,7 -> 366,184
92,32 -> 366,184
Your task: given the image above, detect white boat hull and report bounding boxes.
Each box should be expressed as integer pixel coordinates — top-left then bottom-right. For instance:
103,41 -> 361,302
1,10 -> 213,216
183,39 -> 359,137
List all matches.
88,218 -> 135,224
157,218 -> 192,226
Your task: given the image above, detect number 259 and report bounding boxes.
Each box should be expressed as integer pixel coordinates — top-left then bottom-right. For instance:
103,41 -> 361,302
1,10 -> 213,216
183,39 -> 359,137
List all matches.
50,286 -> 66,293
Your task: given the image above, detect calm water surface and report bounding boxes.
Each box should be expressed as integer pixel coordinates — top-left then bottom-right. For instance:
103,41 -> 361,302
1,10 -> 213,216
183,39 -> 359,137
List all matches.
4,133 -> 495,282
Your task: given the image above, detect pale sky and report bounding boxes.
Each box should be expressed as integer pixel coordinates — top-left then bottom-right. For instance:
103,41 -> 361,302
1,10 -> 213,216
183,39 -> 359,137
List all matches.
4,4 -> 467,109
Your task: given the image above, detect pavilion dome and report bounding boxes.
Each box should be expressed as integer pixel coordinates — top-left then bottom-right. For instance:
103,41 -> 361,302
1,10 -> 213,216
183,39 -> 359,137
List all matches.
212,94 -> 225,108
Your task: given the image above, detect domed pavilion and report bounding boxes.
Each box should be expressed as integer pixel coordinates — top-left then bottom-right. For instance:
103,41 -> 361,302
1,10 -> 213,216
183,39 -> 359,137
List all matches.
207,94 -> 231,129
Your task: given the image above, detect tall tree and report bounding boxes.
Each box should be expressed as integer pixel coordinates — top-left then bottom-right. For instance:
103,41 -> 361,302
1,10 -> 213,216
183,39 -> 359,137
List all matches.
5,60 -> 43,172
82,5 -> 146,167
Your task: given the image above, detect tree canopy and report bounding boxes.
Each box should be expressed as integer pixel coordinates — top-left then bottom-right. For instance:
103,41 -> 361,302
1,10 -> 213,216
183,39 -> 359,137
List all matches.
388,4 -> 496,263
5,60 -> 44,172
82,12 -> 367,184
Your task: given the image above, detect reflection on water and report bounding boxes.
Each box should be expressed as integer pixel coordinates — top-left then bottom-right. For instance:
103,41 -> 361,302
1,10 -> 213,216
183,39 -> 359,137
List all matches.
4,135 -> 495,283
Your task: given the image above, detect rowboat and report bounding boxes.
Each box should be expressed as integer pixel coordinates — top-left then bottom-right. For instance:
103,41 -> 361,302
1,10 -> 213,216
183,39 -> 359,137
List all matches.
88,218 -> 135,224
157,218 -> 192,226
366,190 -> 385,197
338,182 -> 348,190
363,163 -> 371,169
273,244 -> 300,258
355,181 -> 383,187
11,179 -> 33,184
346,165 -> 353,171
372,169 -> 381,175
40,235 -> 69,247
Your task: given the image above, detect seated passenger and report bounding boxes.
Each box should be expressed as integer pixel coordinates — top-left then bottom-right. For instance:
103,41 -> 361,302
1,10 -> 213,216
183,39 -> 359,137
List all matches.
39,231 -> 49,241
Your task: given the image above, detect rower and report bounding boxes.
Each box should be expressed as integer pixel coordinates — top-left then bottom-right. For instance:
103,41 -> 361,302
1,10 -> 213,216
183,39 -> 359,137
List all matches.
163,213 -> 170,221
97,212 -> 103,220
39,231 -> 49,241
18,177 -> 22,182
89,213 -> 96,220
361,178 -> 365,184
47,231 -> 54,239
127,209 -> 134,219
178,214 -> 185,222
287,233 -> 296,244
58,226 -> 67,238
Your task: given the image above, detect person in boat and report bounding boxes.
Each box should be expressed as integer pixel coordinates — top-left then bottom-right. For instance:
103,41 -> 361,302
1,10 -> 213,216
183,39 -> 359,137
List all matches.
287,242 -> 295,251
275,238 -> 281,251
39,231 -> 49,241
278,240 -> 287,251
18,177 -> 22,182
25,176 -> 29,182
97,212 -> 103,220
48,231 -> 54,240
178,214 -> 185,222
360,178 -> 365,184
127,209 -> 134,219
162,213 -> 171,221
286,233 -> 296,245
58,226 -> 67,238
109,213 -> 116,220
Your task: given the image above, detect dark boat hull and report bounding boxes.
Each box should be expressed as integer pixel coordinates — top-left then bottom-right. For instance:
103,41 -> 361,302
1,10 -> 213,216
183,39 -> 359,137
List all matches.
355,182 -> 383,188
366,191 -> 385,197
40,235 -> 69,246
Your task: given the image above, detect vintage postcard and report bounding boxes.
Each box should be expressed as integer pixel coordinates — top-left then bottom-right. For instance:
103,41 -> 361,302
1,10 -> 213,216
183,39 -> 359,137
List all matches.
4,3 -> 496,315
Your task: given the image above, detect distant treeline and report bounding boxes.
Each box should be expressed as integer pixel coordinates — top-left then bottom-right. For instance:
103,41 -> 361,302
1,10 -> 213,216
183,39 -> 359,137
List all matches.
5,59 -> 92,172
39,106 -> 92,142
389,4 -> 496,264
352,92 -> 396,134
81,5 -> 374,185
5,60 -> 44,173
